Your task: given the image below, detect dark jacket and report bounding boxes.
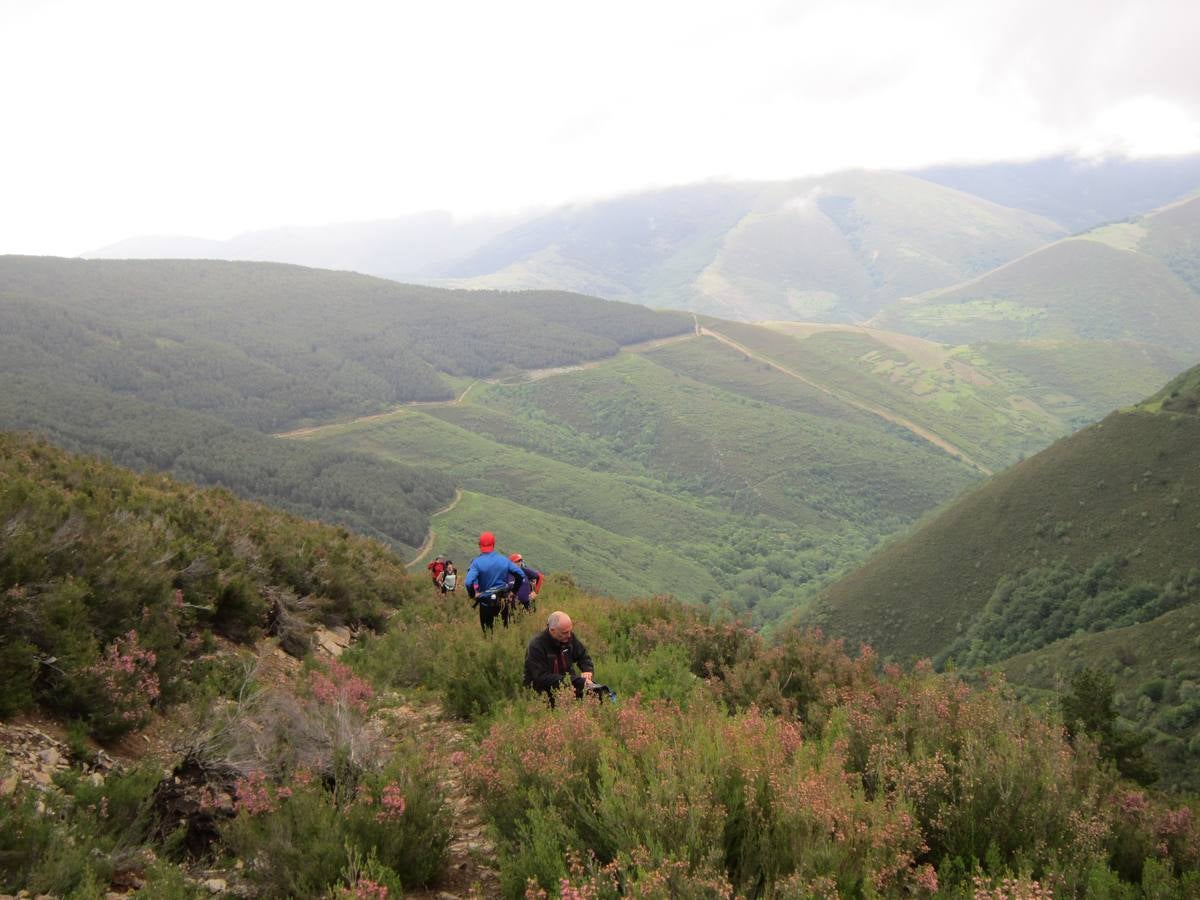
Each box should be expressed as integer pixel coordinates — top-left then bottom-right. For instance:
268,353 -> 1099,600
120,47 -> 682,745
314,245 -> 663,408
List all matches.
523,629 -> 594,693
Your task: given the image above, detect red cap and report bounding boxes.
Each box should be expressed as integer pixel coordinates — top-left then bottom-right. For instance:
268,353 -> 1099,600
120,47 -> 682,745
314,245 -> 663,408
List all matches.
479,531 -> 495,552
509,552 -> 522,563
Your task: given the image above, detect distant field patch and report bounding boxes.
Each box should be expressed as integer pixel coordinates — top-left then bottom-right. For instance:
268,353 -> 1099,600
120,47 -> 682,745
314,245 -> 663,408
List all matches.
904,299 -> 1048,325
1075,222 -> 1146,252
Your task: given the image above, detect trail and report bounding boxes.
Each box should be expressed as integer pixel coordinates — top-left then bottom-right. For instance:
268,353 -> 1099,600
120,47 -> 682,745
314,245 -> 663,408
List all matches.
406,488 -> 464,568
274,382 -> 479,438
697,322 -> 994,476
375,697 -> 499,899
275,331 -> 698,441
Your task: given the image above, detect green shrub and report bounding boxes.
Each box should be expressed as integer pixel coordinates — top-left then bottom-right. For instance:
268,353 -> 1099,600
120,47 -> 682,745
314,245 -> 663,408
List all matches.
344,752 -> 452,888
0,787 -> 61,891
0,636 -> 38,716
1142,678 -> 1168,703
221,780 -> 347,898
133,860 -> 205,898
496,803 -> 573,898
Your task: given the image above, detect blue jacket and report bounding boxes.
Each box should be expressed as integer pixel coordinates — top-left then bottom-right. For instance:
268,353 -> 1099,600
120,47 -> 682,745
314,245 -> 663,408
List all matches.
466,551 -> 525,596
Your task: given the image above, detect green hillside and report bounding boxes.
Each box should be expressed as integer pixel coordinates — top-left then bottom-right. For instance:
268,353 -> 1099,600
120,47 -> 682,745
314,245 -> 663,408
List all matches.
295,341 -> 980,624
997,603 -> 1200,792
811,364 -> 1200,784
0,256 -> 692,431
0,431 -> 415,732
688,319 -> 1187,472
4,439 -> 1199,897
875,196 -> 1200,353
0,256 -> 690,549
440,172 -> 1064,322
0,376 -> 452,551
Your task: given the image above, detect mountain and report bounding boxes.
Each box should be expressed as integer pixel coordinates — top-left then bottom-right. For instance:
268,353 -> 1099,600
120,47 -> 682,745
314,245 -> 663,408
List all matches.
811,363 -> 1200,788
1,256 -> 991,622
873,196 -> 1200,353
0,256 -> 689,549
409,172 -> 1066,322
911,153 -> 1200,233
89,173 -> 1065,323
0,256 -> 692,430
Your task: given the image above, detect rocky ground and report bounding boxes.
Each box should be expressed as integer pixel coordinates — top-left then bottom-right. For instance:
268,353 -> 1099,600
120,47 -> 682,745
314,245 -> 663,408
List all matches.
1,626 -> 500,898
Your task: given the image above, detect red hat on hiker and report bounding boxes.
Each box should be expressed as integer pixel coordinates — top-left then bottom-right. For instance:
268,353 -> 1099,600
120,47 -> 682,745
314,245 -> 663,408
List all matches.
479,531 -> 495,552
509,552 -> 522,563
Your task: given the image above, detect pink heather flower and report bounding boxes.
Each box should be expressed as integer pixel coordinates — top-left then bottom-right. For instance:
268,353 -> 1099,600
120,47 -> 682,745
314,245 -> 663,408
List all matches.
375,782 -> 406,822
916,864 -> 938,893
234,771 -> 276,816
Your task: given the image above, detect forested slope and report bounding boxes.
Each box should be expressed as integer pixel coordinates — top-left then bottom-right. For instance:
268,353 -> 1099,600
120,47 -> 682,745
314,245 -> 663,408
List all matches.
0,256 -> 692,430
0,256 -> 690,549
811,364 -> 1200,786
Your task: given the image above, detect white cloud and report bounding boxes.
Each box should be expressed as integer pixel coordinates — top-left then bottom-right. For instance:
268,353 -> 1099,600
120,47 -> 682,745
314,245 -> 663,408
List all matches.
1,0 -> 1198,254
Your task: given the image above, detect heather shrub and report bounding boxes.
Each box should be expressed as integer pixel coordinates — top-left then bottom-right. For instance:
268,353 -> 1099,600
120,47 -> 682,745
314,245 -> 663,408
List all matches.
837,663 -> 1112,887
344,752 -> 452,886
0,764 -> 163,896
466,694 -> 936,898
222,776 -> 347,897
497,803 -> 574,898
223,754 -> 450,897
78,629 -> 161,739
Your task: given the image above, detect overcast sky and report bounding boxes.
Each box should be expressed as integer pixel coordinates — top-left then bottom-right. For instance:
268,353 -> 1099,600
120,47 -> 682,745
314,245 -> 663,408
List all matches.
2,0 -> 1198,256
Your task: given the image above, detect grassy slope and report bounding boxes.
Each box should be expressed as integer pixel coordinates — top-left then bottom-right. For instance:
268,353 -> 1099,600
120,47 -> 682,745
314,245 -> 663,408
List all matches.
874,196 -> 1200,353
297,342 -> 979,623
812,365 -> 1200,664
701,320 -> 1052,471
425,491 -> 721,600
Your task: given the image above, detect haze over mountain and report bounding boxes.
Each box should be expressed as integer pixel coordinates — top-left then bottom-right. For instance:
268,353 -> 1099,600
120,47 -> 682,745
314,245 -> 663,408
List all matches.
91,167 -> 1071,323
911,153 -> 1200,233
88,156 -> 1200,325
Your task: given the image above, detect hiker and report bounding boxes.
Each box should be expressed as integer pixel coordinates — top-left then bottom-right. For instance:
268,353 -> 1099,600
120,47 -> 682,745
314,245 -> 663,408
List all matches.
440,561 -> 457,594
523,610 -> 594,705
465,531 -> 525,634
509,552 -> 544,611
426,556 -> 446,589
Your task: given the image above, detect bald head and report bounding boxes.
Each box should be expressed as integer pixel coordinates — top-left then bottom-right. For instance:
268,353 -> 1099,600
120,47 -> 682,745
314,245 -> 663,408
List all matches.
547,611 -> 573,643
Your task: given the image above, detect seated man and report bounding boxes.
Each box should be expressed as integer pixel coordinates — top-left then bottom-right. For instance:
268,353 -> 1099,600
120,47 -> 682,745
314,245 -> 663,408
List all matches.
523,610 -> 594,705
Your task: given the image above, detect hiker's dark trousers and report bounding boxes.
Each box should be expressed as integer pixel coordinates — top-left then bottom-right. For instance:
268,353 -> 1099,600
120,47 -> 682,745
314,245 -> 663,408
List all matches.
478,599 -> 499,633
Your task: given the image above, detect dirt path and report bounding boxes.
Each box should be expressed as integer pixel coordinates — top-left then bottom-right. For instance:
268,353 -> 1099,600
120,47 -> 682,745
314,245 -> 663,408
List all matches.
275,331 -> 699,441
375,697 -> 499,899
406,488 -> 465,568
275,383 -> 479,439
698,324 -> 993,476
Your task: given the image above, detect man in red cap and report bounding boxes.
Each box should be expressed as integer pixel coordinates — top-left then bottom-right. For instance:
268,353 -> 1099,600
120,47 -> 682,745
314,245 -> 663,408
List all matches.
464,531 -> 526,633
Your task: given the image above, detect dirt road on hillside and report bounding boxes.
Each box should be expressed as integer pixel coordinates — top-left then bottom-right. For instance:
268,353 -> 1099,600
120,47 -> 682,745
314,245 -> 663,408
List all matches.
406,489 -> 464,568
274,383 -> 479,439
698,324 -> 993,476
274,331 -> 698,441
